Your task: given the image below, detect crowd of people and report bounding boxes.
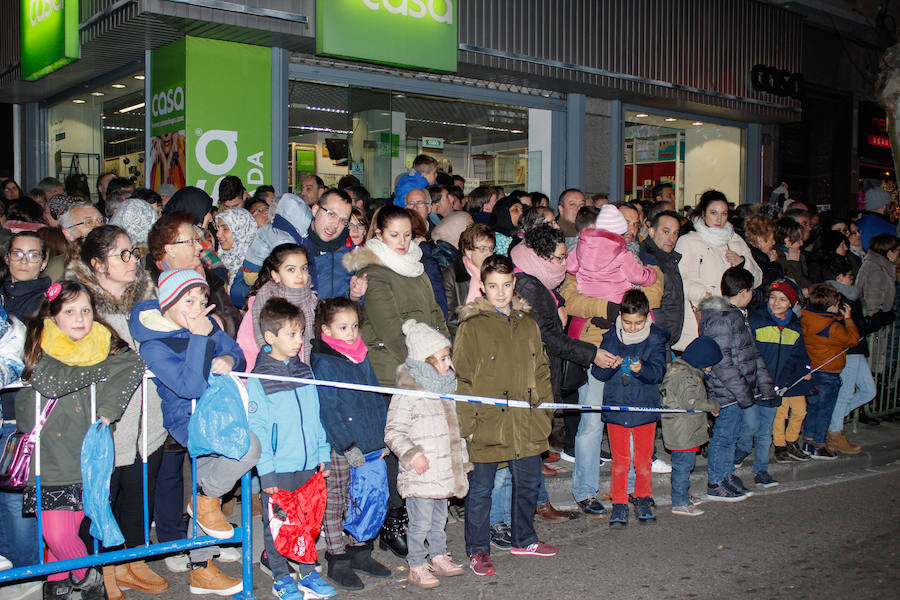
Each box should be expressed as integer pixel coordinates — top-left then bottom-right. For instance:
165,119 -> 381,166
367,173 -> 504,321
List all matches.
0,158 -> 898,599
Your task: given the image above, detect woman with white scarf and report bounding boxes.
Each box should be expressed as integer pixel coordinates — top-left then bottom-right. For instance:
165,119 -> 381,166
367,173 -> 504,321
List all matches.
214,207 -> 257,306
673,190 -> 761,350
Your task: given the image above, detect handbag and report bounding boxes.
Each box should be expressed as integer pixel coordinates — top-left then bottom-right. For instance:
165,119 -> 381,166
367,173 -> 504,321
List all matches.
558,357 -> 588,397
0,397 -> 58,491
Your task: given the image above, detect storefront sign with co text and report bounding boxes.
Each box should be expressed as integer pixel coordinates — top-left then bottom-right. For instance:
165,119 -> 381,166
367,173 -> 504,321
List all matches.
316,0 -> 457,72
21,0 -> 80,80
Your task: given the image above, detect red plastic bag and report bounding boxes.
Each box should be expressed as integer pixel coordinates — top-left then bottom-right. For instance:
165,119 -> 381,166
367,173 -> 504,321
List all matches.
267,472 -> 327,564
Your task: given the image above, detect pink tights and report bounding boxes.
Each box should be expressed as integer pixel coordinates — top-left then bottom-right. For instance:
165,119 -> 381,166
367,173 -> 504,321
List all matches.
42,510 -> 87,582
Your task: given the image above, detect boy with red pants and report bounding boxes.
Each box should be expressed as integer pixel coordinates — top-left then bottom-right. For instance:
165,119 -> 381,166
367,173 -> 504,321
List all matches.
591,289 -> 667,526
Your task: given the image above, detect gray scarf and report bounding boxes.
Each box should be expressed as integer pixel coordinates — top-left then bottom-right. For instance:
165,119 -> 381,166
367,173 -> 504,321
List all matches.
406,359 -> 457,395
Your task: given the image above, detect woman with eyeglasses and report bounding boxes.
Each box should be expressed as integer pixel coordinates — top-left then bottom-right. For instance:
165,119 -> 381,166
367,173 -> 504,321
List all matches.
146,212 -> 240,338
65,225 -> 171,598
442,222 -> 496,337
347,207 -> 369,247
0,231 -> 52,320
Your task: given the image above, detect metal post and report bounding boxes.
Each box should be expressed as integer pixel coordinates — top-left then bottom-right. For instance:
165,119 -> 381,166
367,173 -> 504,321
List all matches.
34,391 -> 44,565
141,378 -> 150,546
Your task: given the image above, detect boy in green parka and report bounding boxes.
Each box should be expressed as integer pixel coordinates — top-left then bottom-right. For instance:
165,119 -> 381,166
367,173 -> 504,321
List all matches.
660,336 -> 722,517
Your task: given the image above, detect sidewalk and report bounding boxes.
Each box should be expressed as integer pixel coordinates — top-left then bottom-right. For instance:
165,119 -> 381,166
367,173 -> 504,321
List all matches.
542,420 -> 900,509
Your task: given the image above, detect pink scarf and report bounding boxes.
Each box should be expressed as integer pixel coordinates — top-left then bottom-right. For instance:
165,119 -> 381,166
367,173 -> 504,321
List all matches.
462,255 -> 483,305
510,243 -> 566,292
321,333 -> 369,363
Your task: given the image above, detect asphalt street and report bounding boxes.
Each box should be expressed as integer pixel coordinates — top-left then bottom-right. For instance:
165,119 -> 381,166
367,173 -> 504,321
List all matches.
41,462 -> 893,600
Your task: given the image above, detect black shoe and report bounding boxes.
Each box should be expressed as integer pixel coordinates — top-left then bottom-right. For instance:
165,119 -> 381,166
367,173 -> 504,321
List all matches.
609,503 -> 629,527
633,496 -> 656,523
786,441 -> 811,462
347,542 -> 391,578
69,567 -> 105,600
325,552 -> 364,591
43,580 -> 73,600
733,450 -> 751,468
577,497 -> 607,517
724,474 -> 753,497
378,508 -> 408,558
628,494 -> 656,507
804,442 -> 837,461
599,449 -> 612,464
490,522 -> 512,549
773,445 -> 792,464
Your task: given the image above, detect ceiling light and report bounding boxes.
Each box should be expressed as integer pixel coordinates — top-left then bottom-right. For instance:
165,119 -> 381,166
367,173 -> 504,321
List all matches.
111,83 -> 126,89
72,99 -> 86,104
133,75 -> 145,80
90,92 -> 105,97
118,102 -> 145,113
635,113 -> 648,118
692,121 -> 703,126
665,117 -> 677,122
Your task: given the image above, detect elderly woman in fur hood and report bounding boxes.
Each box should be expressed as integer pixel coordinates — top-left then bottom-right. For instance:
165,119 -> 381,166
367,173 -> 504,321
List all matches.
65,224 -> 170,598
342,204 -> 449,558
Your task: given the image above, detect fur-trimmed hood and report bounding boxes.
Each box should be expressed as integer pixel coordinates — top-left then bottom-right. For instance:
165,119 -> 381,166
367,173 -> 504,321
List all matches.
66,258 -> 156,317
457,295 -> 531,322
699,295 -> 733,312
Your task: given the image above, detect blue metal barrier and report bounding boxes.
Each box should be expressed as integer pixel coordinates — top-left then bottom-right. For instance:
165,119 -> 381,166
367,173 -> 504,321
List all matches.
0,374 -> 256,600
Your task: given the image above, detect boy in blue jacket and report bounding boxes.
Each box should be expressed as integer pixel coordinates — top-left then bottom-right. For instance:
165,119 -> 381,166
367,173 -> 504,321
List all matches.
747,279 -> 814,473
246,298 -> 336,600
592,289 -> 667,527
130,269 -> 259,596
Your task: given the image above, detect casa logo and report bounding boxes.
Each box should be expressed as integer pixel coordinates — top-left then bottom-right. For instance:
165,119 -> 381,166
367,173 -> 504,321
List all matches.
28,0 -> 63,28
194,129 -> 266,200
151,87 -> 185,117
361,0 -> 454,24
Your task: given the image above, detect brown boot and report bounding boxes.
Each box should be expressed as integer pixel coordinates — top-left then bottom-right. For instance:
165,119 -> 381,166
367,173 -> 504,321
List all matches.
188,496 -> 234,539
220,497 -> 236,518
189,560 -> 242,596
103,565 -> 124,600
116,560 -> 170,594
827,430 -> 862,454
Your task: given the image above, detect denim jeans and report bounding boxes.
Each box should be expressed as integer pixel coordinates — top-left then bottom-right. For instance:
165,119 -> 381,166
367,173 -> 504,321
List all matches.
490,467 -> 549,525
830,355 -> 876,432
406,497 -> 448,568
465,455 -> 540,556
572,372 -> 605,502
737,403 -> 778,474
707,403 -> 741,485
0,422 -> 39,567
670,450 -> 696,507
805,371 -> 842,444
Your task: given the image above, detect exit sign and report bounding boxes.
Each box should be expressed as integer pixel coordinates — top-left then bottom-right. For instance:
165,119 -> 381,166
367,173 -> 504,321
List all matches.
422,137 -> 444,149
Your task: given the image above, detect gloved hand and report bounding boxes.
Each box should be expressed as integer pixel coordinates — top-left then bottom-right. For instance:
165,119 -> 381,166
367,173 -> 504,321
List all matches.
344,445 -> 365,468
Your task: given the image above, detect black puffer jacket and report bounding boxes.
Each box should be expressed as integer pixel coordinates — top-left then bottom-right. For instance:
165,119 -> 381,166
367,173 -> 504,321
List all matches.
514,272 -> 596,402
699,296 -> 775,408
639,237 -> 684,342
442,258 -> 471,338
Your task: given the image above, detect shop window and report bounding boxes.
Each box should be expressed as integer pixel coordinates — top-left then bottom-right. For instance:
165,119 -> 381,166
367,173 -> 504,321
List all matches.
624,110 -> 745,210
287,80 -> 529,198
48,73 -> 146,200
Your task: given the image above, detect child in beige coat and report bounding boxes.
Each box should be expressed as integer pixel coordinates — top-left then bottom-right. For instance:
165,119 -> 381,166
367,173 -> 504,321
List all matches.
384,320 -> 470,589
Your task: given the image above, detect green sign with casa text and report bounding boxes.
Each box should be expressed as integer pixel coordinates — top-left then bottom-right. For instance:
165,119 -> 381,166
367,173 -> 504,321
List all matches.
21,0 -> 80,81
148,38 -> 271,201
316,0 -> 457,72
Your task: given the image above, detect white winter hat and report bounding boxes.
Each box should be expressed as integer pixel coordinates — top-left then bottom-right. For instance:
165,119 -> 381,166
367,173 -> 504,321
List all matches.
402,319 -> 451,362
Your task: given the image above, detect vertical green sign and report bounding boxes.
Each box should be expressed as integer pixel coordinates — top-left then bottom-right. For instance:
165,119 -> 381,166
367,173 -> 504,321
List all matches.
316,0 -> 457,72
21,0 -> 80,81
148,37 -> 271,200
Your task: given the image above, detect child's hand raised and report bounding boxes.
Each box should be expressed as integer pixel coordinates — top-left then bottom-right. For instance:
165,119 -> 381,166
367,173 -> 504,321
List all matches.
349,273 -> 368,301
183,305 -> 215,336
211,355 -> 234,374
630,359 -> 642,373
411,452 -> 430,475
840,303 -> 852,320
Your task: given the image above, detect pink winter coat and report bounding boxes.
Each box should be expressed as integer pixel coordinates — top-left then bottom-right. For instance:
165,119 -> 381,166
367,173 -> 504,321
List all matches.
567,228 -> 657,303
236,296 -> 261,372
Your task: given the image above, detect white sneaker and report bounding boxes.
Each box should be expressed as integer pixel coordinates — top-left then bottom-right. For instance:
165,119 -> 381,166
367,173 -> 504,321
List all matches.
217,547 -> 241,563
0,555 -> 11,570
559,451 -> 576,463
651,458 -> 671,474
165,554 -> 190,573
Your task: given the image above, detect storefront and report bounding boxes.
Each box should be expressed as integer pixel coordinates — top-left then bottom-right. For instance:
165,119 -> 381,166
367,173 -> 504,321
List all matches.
2,1 -> 803,207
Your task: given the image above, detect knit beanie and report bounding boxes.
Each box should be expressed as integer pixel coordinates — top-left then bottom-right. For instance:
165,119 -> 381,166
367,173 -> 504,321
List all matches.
594,204 -> 628,235
682,336 -> 723,370
865,186 -> 891,211
769,278 -> 799,307
158,269 -> 209,311
402,319 -> 451,361
431,211 -> 474,249
48,194 -> 78,220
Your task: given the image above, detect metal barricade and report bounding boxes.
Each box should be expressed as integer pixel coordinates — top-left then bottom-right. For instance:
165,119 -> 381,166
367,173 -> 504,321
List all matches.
866,319 -> 900,417
0,372 -> 256,599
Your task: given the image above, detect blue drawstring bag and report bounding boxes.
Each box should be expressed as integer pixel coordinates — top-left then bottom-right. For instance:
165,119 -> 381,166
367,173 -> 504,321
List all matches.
187,374 -> 250,460
81,421 -> 125,548
343,450 -> 388,542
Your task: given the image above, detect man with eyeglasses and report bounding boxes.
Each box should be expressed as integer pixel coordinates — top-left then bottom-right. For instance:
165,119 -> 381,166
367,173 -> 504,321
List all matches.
405,188 -> 431,227
303,188 -> 368,301
60,202 -> 105,243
